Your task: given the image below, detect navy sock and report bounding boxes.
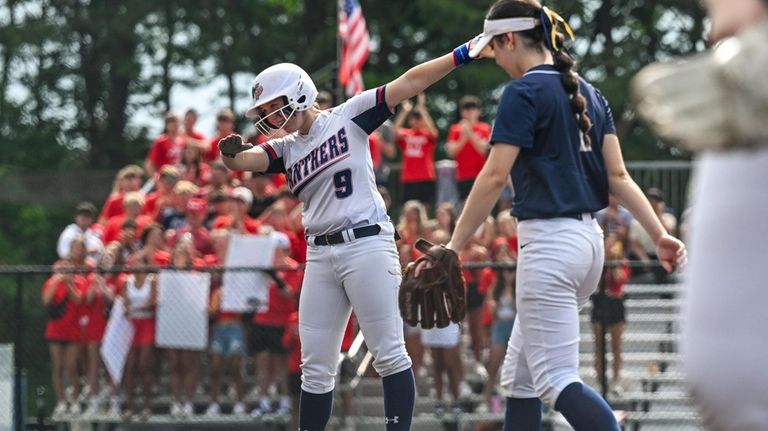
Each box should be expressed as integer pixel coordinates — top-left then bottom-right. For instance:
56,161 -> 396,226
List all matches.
503,397 -> 542,431
299,389 -> 334,431
382,368 -> 415,430
554,382 -> 620,431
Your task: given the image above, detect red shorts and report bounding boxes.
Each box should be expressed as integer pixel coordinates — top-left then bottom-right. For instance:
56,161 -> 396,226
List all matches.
131,318 -> 155,347
45,318 -> 80,343
86,320 -> 107,343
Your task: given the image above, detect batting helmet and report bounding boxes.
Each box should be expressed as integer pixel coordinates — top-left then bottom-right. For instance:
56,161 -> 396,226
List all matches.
245,63 -> 318,119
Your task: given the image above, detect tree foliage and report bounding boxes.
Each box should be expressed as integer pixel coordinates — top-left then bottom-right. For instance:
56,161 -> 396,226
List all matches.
0,0 -> 706,172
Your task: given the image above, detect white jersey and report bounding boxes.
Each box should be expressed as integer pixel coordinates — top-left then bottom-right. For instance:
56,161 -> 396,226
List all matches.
258,86 -> 393,236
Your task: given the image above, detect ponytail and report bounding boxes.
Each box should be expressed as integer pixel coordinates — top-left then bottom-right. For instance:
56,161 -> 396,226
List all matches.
551,36 -> 593,147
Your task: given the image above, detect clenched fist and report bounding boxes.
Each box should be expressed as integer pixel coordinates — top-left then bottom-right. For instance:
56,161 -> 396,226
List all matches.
218,134 -> 253,159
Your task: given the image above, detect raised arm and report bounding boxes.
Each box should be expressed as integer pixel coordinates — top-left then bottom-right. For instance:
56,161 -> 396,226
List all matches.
416,94 -> 439,139
385,37 -> 479,111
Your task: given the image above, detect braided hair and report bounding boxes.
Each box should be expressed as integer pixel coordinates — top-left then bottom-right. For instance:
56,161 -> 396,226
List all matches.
488,0 -> 593,147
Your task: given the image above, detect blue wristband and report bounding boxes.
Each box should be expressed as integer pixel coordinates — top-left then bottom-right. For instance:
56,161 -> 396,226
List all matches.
453,43 -> 472,66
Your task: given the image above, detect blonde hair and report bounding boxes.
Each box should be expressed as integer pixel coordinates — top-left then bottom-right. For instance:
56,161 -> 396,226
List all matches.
111,164 -> 144,194
123,191 -> 145,207
397,200 -> 430,236
173,180 -> 199,195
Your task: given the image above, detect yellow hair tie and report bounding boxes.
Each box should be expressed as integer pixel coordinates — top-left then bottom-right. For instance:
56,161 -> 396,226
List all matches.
542,6 -> 575,51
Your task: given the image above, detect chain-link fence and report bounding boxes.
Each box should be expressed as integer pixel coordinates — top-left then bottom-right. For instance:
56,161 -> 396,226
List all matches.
0,262 -> 700,431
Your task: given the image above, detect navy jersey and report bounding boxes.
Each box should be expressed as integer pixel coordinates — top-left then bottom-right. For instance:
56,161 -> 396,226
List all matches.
490,64 -> 614,220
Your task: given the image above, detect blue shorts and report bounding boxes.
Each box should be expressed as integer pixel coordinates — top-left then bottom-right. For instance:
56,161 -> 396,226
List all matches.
490,319 -> 514,345
210,323 -> 245,357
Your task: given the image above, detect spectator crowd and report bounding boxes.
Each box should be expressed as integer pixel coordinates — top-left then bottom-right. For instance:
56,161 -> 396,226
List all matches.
42,92 -> 680,422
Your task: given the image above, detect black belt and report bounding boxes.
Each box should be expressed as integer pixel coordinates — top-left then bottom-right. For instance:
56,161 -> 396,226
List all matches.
563,212 -> 594,221
311,225 -> 382,246
518,212 -> 595,221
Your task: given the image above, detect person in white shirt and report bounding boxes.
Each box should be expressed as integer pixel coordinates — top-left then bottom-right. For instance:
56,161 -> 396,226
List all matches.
56,202 -> 103,264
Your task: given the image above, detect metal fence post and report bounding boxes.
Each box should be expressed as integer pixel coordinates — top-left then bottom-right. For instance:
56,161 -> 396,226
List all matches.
14,272 -> 25,431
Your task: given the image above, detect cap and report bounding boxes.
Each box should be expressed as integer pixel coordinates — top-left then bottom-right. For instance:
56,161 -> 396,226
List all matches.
186,198 -> 208,214
468,17 -> 539,58
75,202 -> 97,218
230,186 -> 253,206
646,187 -> 664,201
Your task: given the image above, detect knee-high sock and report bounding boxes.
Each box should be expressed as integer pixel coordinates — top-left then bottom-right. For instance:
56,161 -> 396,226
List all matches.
554,382 -> 620,431
299,389 -> 334,431
382,368 -> 415,431
503,397 -> 542,431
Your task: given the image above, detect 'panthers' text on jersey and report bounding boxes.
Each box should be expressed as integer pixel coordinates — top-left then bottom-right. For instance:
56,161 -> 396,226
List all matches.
258,86 -> 393,236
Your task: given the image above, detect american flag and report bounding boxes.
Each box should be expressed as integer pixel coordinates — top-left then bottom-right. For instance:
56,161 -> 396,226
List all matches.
338,0 -> 370,96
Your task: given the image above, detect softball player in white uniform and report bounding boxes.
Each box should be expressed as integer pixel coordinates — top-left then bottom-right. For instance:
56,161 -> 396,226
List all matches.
637,0 -> 768,429
436,1 -> 686,430
219,38 -> 480,429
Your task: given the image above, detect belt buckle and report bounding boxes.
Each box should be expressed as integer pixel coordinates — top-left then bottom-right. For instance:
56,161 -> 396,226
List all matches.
324,232 -> 335,245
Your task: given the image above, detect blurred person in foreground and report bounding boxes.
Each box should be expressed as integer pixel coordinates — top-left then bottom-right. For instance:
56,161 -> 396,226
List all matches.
633,0 -> 768,429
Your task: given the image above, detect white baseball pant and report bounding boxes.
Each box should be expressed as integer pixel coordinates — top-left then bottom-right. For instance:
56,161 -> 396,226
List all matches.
299,222 -> 412,394
682,149 -> 768,431
500,216 -> 604,406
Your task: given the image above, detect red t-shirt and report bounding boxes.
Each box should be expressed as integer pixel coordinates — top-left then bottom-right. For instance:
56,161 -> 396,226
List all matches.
369,133 -> 382,169
101,214 -> 153,245
212,215 -> 261,234
253,259 -> 303,327
82,274 -> 122,342
604,266 -> 631,297
43,275 -> 89,342
448,122 -> 491,181
397,128 -> 436,183
147,134 -> 184,172
204,135 -> 225,163
99,193 -> 125,222
142,191 -> 175,221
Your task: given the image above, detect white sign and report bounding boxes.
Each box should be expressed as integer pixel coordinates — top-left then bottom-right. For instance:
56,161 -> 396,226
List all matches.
222,234 -> 274,312
0,344 -> 12,430
156,271 -> 210,350
100,298 -> 135,386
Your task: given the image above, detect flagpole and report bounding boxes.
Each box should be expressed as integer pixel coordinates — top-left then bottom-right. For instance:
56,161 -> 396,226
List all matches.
335,0 -> 345,105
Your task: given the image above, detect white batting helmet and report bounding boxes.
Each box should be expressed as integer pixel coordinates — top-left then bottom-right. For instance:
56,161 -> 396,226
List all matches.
245,63 -> 318,119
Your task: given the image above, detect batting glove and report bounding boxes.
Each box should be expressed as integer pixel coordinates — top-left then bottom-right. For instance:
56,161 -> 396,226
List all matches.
218,134 -> 253,159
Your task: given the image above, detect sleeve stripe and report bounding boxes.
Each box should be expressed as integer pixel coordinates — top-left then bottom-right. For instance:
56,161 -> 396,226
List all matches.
258,143 -> 277,162
376,86 -> 385,105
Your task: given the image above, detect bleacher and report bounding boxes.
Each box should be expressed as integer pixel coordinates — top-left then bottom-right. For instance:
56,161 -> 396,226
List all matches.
49,282 -> 702,430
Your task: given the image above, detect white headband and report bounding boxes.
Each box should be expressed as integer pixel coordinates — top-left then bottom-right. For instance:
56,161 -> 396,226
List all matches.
469,17 -> 540,58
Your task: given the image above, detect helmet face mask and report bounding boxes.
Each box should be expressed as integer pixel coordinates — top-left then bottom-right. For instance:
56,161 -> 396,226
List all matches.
252,100 -> 297,137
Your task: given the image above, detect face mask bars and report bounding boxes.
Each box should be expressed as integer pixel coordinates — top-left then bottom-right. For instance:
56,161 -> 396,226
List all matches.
253,103 -> 296,138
